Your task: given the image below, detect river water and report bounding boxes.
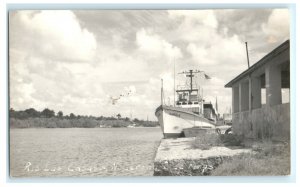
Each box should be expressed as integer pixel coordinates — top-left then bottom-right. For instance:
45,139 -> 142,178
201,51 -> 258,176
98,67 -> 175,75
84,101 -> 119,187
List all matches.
10,128 -> 162,177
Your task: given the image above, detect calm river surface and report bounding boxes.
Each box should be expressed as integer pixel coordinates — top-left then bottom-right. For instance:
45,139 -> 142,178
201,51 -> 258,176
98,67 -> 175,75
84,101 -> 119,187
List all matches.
10,128 -> 162,177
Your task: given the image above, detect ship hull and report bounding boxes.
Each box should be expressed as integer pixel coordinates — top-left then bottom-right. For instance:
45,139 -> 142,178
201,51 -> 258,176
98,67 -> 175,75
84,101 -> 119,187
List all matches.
155,105 -> 216,138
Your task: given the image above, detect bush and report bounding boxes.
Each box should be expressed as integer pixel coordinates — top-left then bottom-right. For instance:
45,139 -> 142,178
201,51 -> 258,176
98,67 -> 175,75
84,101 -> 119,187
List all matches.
191,133 -> 222,150
219,134 -> 244,147
191,133 -> 245,150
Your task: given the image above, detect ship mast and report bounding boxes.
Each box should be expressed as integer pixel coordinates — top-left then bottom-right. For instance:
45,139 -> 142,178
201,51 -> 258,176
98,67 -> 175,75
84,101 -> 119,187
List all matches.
179,70 -> 201,93
161,79 -> 164,105
187,70 -> 194,94
178,70 -> 202,102
173,58 -> 176,106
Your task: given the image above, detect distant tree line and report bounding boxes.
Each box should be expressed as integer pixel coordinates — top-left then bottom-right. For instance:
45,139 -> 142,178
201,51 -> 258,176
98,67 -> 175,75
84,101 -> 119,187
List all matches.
9,108 -> 159,128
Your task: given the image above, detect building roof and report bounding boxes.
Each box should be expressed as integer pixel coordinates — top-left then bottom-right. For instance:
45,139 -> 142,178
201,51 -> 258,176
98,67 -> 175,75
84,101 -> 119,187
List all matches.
225,40 -> 290,88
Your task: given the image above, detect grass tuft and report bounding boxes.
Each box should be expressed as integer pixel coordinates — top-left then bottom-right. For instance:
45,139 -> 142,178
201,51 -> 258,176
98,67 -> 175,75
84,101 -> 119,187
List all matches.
191,133 -> 244,150
191,133 -> 222,150
190,132 -> 290,176
211,142 -> 290,176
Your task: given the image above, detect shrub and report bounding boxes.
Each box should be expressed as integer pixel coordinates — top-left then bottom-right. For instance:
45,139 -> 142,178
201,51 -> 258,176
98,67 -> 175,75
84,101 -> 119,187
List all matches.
219,134 -> 244,147
191,133 -> 222,150
191,133 -> 246,150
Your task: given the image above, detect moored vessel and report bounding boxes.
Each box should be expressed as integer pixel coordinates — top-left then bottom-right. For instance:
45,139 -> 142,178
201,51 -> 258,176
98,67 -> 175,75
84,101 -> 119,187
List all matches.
155,70 -> 220,138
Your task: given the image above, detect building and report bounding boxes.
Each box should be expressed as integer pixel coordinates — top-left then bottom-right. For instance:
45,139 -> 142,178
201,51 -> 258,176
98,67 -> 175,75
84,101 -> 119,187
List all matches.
203,102 -> 217,122
225,40 -> 290,141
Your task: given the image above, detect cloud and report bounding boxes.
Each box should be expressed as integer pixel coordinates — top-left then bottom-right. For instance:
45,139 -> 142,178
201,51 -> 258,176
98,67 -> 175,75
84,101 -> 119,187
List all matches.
262,9 -> 290,43
214,9 -> 289,61
215,9 -> 273,40
136,28 -> 182,61
168,10 -> 218,28
9,9 -> 290,120
185,27 -> 246,76
10,10 -> 97,62
9,10 -> 102,115
167,10 -> 218,44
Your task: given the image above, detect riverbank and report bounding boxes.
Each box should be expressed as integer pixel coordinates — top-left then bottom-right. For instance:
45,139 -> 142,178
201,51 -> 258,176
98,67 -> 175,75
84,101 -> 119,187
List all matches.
10,117 -> 159,128
153,136 -> 290,176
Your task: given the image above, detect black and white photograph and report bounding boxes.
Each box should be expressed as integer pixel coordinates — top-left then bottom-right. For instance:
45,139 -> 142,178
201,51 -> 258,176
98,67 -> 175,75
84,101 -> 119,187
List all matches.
8,8 -> 291,177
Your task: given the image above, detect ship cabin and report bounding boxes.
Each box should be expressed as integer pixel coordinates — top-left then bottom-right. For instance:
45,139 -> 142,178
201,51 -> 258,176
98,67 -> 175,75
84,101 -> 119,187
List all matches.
175,86 -> 203,115
203,102 -> 217,122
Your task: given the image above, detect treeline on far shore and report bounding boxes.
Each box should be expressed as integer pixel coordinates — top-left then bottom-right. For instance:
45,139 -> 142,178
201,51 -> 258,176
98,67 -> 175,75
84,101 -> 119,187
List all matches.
9,108 -> 159,128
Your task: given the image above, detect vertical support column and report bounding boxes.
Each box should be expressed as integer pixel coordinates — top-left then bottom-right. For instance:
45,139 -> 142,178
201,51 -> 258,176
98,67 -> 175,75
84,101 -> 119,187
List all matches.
248,77 -> 253,137
266,64 -> 282,106
240,81 -> 249,111
233,86 -> 239,113
248,77 -> 252,110
239,83 -> 242,113
232,87 -> 235,114
251,76 -> 262,109
232,85 -> 241,135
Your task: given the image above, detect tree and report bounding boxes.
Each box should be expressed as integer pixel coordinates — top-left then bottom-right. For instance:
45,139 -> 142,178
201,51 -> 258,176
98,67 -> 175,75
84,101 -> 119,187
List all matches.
25,108 -> 40,118
70,113 -> 75,119
9,108 -> 15,118
116,113 -> 121,119
9,108 -> 29,119
57,111 -> 63,118
16,111 -> 29,119
97,116 -> 103,120
41,108 -> 55,118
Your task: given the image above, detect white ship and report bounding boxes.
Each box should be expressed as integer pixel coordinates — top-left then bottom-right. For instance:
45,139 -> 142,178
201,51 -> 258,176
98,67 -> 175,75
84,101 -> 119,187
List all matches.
155,70 -> 220,138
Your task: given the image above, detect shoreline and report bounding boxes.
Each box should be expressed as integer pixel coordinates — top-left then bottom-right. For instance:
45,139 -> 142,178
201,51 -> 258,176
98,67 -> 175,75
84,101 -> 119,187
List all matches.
153,137 -> 252,176
9,126 -> 160,129
9,117 -> 159,128
153,136 -> 290,176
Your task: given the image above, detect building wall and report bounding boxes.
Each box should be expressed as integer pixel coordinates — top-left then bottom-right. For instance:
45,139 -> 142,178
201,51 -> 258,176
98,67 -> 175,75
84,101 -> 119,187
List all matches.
232,103 -> 290,141
230,42 -> 290,141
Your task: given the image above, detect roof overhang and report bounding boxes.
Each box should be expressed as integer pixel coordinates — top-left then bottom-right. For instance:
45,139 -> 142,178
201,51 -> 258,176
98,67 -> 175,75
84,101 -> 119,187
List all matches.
225,40 -> 290,88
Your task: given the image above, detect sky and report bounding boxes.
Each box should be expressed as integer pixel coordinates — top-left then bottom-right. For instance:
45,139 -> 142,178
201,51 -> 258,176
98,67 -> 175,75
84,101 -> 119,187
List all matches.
9,9 -> 290,120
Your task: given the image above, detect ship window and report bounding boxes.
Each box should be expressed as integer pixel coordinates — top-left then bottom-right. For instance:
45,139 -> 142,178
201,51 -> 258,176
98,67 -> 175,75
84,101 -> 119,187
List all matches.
188,101 -> 192,105
182,102 -> 187,105
179,94 -> 183,100
177,102 -> 181,105
194,102 -> 198,104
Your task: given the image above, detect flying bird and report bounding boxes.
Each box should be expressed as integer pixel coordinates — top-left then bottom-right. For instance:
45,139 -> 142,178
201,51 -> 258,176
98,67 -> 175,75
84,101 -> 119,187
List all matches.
108,86 -> 136,105
110,96 -> 121,105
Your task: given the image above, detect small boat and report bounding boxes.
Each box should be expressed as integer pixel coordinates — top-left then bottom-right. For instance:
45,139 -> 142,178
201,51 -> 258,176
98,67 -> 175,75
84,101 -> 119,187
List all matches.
182,126 -> 216,138
155,70 -> 226,138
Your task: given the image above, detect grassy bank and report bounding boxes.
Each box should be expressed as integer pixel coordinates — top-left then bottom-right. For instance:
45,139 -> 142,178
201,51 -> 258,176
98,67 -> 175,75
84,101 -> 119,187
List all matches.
10,117 -> 158,128
191,133 -> 243,150
9,108 -> 159,128
211,141 -> 290,176
190,133 -> 290,176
